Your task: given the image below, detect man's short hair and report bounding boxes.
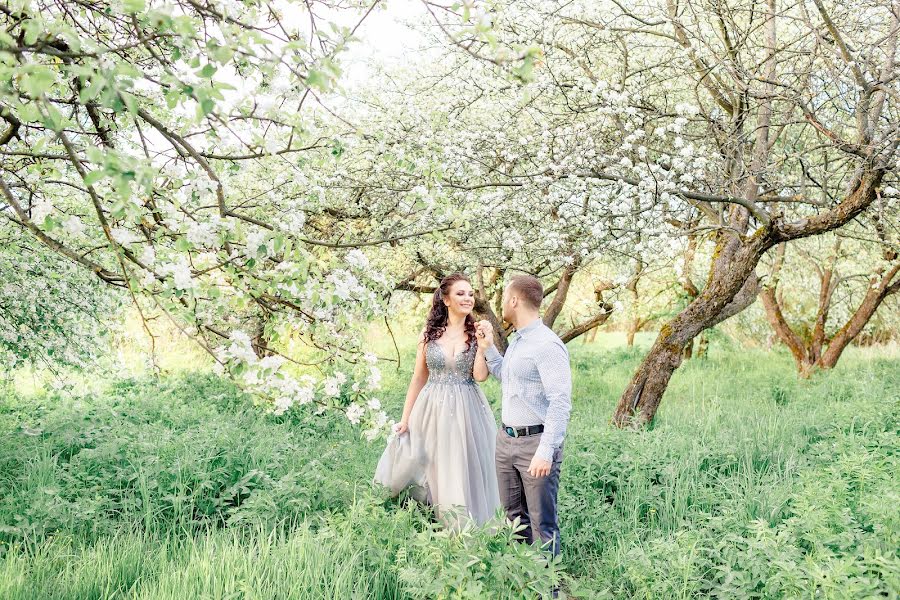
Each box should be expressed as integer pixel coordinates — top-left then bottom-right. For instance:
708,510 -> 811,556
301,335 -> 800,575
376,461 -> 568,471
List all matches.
508,275 -> 543,310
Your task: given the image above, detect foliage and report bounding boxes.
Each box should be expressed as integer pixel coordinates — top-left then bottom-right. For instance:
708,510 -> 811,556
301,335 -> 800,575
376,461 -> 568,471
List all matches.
0,339 -> 897,598
0,0 -> 419,432
0,227 -> 122,372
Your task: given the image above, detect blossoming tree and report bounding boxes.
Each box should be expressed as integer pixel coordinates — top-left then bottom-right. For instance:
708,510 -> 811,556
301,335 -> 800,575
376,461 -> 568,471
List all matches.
419,0 -> 900,425
0,0 -> 431,437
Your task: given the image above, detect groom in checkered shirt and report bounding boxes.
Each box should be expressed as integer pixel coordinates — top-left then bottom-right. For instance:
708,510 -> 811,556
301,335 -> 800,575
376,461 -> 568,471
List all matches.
475,275 -> 572,568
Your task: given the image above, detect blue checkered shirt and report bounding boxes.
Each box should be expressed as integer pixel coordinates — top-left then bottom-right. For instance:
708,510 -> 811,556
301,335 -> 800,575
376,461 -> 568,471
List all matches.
485,318 -> 572,461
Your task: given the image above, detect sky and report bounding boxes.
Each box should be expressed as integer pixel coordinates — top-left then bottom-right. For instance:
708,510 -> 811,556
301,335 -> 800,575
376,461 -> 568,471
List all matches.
339,0 -> 431,87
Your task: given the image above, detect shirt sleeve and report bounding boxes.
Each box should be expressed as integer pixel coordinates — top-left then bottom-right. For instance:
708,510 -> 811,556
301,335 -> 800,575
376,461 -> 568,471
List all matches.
535,339 -> 572,461
484,344 -> 504,380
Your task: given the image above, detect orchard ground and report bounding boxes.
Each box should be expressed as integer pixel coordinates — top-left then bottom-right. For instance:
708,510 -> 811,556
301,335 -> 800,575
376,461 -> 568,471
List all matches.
0,329 -> 897,599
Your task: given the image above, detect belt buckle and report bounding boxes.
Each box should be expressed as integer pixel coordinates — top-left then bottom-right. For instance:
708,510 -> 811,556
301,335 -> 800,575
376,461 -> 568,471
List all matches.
505,426 -> 518,438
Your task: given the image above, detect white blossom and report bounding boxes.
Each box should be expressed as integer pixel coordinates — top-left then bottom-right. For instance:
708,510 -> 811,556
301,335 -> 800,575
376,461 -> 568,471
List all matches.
63,215 -> 86,236
31,199 -> 53,224
345,249 -> 369,269
111,227 -> 140,246
323,377 -> 341,397
346,402 -> 365,425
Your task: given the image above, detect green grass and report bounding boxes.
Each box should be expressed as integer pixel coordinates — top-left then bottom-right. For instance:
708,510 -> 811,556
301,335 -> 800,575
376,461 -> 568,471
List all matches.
0,336 -> 897,598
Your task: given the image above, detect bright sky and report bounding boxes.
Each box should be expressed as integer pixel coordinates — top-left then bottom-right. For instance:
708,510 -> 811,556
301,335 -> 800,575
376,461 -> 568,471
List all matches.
340,0 -> 431,87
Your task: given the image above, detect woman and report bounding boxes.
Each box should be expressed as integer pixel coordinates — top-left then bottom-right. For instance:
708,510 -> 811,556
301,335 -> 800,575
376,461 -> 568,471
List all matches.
374,273 -> 501,528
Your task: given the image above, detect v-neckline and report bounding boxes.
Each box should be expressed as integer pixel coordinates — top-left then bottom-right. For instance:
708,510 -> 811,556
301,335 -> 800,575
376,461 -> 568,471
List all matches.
432,339 -> 467,365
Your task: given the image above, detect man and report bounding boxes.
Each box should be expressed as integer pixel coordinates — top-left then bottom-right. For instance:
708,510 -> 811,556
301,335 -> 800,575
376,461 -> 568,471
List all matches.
475,274 -> 572,570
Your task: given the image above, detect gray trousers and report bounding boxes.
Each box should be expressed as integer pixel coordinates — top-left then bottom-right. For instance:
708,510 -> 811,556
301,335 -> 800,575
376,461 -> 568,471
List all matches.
495,429 -> 564,556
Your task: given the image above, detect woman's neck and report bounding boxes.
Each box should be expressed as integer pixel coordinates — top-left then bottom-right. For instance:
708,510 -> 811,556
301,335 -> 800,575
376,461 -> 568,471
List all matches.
446,313 -> 466,331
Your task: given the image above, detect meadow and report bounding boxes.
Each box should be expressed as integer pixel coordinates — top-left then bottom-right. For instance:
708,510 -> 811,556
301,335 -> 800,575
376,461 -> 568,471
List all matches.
0,333 -> 897,599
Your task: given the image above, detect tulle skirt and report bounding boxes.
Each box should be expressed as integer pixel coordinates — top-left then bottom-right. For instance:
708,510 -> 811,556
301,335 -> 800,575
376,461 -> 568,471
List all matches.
374,380 -> 502,528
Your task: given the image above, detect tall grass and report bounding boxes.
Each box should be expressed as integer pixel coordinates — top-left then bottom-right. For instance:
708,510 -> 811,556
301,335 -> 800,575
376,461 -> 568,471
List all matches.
0,336 -> 896,598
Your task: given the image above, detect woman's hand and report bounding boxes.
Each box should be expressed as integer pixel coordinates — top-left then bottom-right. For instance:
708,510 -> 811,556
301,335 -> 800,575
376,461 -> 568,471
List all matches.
394,421 -> 409,435
475,320 -> 494,350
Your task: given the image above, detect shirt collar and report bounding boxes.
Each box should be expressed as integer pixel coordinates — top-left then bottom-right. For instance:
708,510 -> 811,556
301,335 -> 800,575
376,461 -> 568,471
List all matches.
515,317 -> 543,338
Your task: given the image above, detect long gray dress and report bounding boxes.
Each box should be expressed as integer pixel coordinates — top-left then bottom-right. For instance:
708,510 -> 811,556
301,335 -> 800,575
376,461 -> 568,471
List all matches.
374,340 -> 501,528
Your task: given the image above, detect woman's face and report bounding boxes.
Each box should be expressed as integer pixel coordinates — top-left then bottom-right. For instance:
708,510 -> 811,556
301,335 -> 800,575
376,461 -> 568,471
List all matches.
445,280 -> 475,316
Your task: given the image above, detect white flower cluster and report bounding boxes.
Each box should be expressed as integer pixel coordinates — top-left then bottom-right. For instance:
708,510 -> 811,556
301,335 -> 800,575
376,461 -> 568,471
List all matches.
246,228 -> 273,258
186,219 -> 221,247
63,215 -> 86,237
326,269 -> 367,302
345,249 -> 369,270
157,255 -> 194,290
215,330 -> 317,416
346,400 -> 390,441
30,199 -> 53,224
111,226 -> 141,246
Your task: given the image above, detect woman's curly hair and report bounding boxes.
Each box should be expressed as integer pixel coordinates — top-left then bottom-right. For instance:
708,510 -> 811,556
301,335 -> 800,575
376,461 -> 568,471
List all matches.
423,273 -> 476,349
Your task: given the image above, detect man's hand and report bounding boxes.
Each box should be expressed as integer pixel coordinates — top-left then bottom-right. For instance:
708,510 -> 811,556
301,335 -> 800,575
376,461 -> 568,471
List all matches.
527,454 -> 552,478
475,320 -> 494,349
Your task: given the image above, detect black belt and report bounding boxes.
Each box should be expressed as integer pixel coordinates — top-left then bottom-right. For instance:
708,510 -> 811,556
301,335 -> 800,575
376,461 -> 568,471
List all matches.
502,423 -> 544,438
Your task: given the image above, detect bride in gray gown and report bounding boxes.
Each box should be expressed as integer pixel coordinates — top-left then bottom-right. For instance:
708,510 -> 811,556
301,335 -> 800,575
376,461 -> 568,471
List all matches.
374,273 -> 501,528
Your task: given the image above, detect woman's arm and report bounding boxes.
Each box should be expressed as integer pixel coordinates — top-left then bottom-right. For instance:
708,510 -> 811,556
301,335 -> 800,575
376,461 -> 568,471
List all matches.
476,320 -> 503,380
396,331 -> 429,433
473,346 -> 489,382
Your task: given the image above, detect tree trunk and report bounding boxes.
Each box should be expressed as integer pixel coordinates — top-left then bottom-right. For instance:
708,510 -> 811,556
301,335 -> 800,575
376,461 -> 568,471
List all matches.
818,263 -> 900,368
612,167 -> 881,426
760,284 -> 814,376
624,260 -> 644,348
474,293 -> 509,352
612,246 -> 765,426
761,243 -> 898,377
543,263 -> 576,328
251,314 -> 275,357
582,326 -> 600,344
555,278 -> 615,343
695,333 -> 709,358
680,232 -> 701,359
613,0 -> 886,426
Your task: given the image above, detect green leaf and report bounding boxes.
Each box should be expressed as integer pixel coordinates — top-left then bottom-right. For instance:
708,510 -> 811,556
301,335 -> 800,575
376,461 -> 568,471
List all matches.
110,94 -> 126,114
83,170 -> 105,186
122,0 -> 146,13
22,20 -> 42,46
78,80 -> 104,104
199,64 -> 217,78
21,66 -> 56,97
305,69 -> 331,92
85,147 -> 105,163
200,97 -> 215,116
120,92 -> 139,115
110,199 -> 127,219
43,215 -> 61,231
16,103 -> 41,123
41,103 -> 65,131
30,136 -> 48,155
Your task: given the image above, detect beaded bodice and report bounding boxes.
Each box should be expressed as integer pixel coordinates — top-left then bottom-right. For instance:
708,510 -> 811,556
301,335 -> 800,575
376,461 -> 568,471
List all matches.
425,339 -> 477,385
